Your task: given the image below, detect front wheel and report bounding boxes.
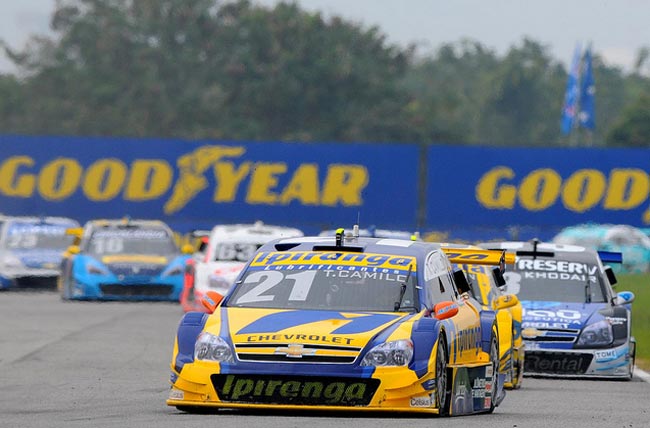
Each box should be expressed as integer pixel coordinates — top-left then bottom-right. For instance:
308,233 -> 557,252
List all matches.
487,332 -> 499,413
435,338 -> 451,416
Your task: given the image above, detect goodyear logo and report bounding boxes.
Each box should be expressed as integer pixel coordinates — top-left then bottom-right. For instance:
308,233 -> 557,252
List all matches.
250,251 -> 416,270
212,374 -> 378,406
0,145 -> 368,214
476,166 -> 650,223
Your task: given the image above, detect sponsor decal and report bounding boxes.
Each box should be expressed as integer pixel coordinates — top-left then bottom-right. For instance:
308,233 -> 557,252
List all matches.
594,349 -> 619,362
605,317 -> 626,326
168,388 -> 184,400
250,251 -> 415,271
213,374 -> 377,406
246,334 -> 353,345
410,395 -> 433,408
475,167 -> 650,223
523,308 -> 582,321
0,146 -> 369,214
93,229 -> 169,239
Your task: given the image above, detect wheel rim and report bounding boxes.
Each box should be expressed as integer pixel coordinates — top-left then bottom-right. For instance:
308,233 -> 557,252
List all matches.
436,342 -> 447,409
490,337 -> 498,398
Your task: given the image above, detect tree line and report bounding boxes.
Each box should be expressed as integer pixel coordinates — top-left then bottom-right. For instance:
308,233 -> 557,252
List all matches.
1,0 -> 649,147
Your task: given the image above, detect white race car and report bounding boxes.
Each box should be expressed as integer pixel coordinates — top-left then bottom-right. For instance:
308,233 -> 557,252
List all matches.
180,222 -> 303,312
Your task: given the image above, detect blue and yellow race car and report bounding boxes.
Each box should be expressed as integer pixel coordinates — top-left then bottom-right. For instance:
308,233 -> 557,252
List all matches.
167,230 -> 512,416
59,218 -> 191,301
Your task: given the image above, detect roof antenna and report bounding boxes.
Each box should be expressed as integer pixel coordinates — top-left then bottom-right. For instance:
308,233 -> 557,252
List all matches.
353,212 -> 360,238
532,238 -> 540,259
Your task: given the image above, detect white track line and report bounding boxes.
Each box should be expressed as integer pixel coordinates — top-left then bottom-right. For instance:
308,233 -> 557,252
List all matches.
634,366 -> 650,383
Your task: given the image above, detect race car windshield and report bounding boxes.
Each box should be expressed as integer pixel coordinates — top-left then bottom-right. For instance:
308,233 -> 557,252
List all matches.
3,222 -> 74,250
87,228 -> 177,255
227,267 -> 418,312
211,242 -> 263,262
503,258 -> 607,303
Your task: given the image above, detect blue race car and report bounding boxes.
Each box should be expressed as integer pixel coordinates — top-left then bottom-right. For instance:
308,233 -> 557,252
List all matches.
0,216 -> 79,289
60,218 -> 191,301
478,240 -> 636,380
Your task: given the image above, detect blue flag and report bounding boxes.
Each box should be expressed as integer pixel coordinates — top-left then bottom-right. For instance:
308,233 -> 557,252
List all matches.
579,46 -> 595,130
561,44 -> 582,135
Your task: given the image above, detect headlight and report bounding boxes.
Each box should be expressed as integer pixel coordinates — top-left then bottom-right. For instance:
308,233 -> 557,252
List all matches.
163,265 -> 183,276
2,255 -> 24,269
87,264 -> 109,275
361,339 -> 413,367
194,333 -> 234,362
576,320 -> 613,347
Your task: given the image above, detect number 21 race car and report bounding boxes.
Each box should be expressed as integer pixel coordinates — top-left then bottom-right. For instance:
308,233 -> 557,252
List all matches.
167,230 -> 511,416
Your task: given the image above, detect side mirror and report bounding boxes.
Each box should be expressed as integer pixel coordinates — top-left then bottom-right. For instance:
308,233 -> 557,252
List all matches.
494,294 -> 519,310
613,291 -> 635,306
492,267 -> 506,287
453,269 -> 471,294
201,290 -> 224,314
604,266 -> 617,286
433,301 -> 459,320
181,244 -> 194,255
67,245 -> 80,255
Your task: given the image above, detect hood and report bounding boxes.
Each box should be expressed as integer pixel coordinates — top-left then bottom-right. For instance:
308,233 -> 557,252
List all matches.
212,308 -> 409,362
521,301 -> 608,330
11,249 -> 64,269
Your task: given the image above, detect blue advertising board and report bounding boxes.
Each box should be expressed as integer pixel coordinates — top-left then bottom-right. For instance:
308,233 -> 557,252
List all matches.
0,136 -> 419,234
427,145 -> 650,240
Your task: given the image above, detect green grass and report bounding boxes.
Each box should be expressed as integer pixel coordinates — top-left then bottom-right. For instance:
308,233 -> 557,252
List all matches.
614,274 -> 650,370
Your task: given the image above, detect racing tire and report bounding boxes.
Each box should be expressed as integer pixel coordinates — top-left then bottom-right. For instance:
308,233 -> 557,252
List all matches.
434,338 -> 451,416
487,331 -> 499,413
60,275 -> 71,301
625,340 -> 636,381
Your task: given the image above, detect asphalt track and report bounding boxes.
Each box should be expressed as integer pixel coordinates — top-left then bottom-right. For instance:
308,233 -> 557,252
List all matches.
1,292 -> 648,428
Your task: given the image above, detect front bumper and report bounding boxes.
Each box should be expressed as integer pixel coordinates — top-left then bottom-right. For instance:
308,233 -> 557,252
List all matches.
523,342 -> 634,379
0,268 -> 60,289
69,275 -> 183,301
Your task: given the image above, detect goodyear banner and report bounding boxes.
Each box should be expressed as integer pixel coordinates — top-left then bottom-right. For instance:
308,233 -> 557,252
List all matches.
427,145 -> 650,239
0,136 -> 419,233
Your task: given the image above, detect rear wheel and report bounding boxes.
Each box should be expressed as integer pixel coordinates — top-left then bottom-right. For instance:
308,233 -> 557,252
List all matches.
435,338 -> 451,416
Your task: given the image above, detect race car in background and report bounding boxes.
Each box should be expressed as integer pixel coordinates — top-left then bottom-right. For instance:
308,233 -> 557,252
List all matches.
167,231 -> 509,416
181,222 -> 303,312
552,223 -> 650,273
478,240 -> 636,380
59,218 -> 192,301
0,216 -> 79,289
442,245 -> 524,390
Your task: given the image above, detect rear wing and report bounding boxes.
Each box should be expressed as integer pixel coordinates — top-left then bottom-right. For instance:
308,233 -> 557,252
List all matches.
442,248 -> 515,271
598,251 -> 623,264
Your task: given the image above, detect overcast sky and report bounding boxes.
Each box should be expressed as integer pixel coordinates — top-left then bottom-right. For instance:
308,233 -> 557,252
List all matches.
2,0 -> 649,73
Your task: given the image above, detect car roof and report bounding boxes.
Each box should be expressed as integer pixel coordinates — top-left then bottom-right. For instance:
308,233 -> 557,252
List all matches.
258,235 -> 440,259
85,218 -> 170,229
2,215 -> 78,225
477,240 -> 600,264
209,222 -> 304,243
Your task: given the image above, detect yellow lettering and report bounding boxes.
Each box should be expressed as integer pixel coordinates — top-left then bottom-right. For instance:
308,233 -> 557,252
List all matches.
562,169 -> 605,212
321,164 -> 368,206
83,159 -> 127,201
246,163 -> 286,204
518,169 -> 561,211
280,163 -> 319,205
213,161 -> 251,202
604,168 -> 650,210
475,167 -> 516,209
38,158 -> 82,201
0,156 -> 35,197
125,160 -> 173,201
